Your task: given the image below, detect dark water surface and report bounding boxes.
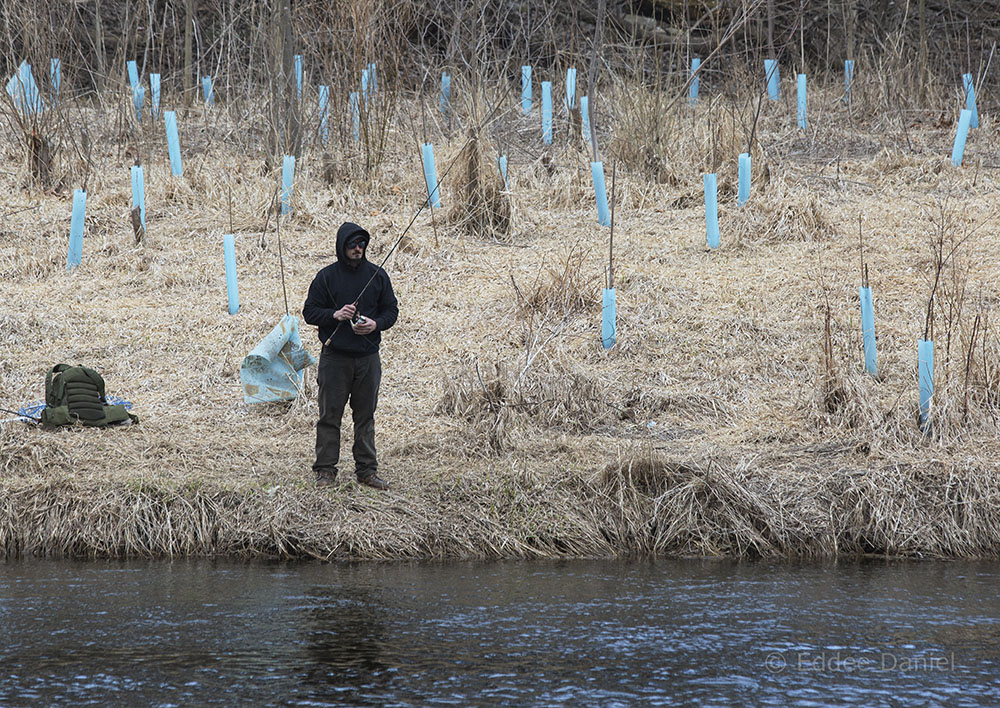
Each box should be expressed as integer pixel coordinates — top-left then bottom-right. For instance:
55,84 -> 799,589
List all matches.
1,558 -> 998,706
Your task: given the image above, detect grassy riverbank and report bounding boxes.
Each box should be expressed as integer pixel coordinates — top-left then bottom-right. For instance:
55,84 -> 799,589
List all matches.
4,79 -> 1000,559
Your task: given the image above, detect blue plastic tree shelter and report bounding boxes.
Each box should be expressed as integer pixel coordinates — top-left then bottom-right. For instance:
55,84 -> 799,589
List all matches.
421,143 -> 442,208
764,59 -> 780,100
223,234 -> 239,315
66,189 -> 87,270
601,288 -> 617,349
704,173 -> 719,249
738,153 -> 751,206
294,54 -> 303,100
130,165 -> 146,233
164,111 -> 183,177
50,58 -> 60,98
318,85 -> 330,143
541,81 -> 553,144
859,286 -> 877,375
564,67 -> 577,110
590,162 -> 610,226
951,109 -> 972,166
132,86 -> 145,122
126,60 -> 139,90
6,61 -> 45,116
280,155 -> 295,215
918,339 -> 934,430
521,66 -> 532,113
150,73 -> 161,118
440,72 -> 451,116
963,73 -> 979,129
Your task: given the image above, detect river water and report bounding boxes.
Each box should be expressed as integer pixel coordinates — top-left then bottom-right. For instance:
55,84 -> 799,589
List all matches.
1,558 -> 997,706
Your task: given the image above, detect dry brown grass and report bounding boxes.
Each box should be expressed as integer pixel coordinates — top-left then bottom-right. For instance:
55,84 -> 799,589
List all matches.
727,190 -> 835,246
447,129 -> 513,241
4,78 -> 1000,559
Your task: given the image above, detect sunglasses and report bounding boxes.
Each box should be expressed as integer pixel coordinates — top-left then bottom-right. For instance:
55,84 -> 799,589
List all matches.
346,240 -> 366,250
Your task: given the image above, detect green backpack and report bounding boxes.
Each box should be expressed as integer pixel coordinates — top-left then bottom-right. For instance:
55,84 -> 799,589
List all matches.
40,364 -> 138,428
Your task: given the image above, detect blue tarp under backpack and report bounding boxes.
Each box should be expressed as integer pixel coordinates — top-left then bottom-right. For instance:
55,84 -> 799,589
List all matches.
40,364 -> 138,427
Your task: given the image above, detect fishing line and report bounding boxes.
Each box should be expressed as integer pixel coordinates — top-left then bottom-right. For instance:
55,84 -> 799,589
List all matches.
276,186 -> 290,315
322,98 -> 510,347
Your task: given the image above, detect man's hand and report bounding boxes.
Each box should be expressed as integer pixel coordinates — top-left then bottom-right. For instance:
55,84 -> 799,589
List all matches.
334,304 -> 357,321
352,317 -> 377,335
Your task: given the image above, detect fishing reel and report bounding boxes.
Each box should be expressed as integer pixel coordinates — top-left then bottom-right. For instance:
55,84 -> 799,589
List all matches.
351,315 -> 368,327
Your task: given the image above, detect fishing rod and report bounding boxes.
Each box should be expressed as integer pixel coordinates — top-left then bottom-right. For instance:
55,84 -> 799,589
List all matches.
322,98 -> 509,348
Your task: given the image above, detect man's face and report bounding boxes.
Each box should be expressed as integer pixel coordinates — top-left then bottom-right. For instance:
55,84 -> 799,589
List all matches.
345,237 -> 366,264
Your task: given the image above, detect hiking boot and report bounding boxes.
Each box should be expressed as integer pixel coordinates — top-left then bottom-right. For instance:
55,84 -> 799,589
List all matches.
358,474 -> 389,491
315,470 -> 337,488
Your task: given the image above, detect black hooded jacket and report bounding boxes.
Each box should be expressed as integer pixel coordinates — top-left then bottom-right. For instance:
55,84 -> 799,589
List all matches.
303,222 -> 398,356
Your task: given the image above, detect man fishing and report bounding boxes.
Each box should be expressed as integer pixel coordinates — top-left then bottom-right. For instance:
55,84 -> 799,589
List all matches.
304,222 -> 398,490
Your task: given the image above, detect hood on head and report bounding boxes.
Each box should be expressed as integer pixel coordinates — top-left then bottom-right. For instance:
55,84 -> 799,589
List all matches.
336,222 -> 371,262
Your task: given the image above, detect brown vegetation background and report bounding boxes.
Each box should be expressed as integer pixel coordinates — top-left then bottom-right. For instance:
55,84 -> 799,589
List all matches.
2,1 -> 1000,560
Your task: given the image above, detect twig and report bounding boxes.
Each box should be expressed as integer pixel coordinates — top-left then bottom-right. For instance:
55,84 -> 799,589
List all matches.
586,0 -> 606,163
608,159 -> 617,290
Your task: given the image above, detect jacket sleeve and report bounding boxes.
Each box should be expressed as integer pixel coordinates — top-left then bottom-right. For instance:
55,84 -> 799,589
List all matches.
374,272 -> 399,332
303,272 -> 339,328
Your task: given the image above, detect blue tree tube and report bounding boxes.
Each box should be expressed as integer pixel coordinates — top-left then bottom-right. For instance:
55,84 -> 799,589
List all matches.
581,95 -> 591,142
202,76 -> 214,105
591,161 -> 610,226
844,60 -> 855,103
859,286 -> 877,375
440,72 -> 451,115
150,73 -> 161,118
361,68 -> 370,108
349,91 -> 360,142
318,85 -> 330,143
369,62 -> 378,93
690,57 -> 701,104
565,67 -> 576,110
918,339 -> 934,429
164,111 -> 183,177
281,155 -> 295,215
130,165 -> 146,233
498,154 -> 509,190
7,61 -> 43,116
294,54 -> 303,100
764,59 -> 780,100
738,152 -> 751,206
521,65 -> 532,114
951,108 -> 972,166
601,288 -> 617,349
132,86 -> 145,122
50,58 -> 60,98
541,81 -> 553,144
223,234 -> 240,315
704,173 -> 719,249
963,73 -> 979,129
66,188 -> 86,270
797,74 -> 807,129
127,60 -> 139,90
422,143 -> 442,208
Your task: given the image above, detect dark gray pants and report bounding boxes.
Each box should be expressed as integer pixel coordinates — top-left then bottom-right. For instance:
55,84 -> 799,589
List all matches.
314,350 -> 381,479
